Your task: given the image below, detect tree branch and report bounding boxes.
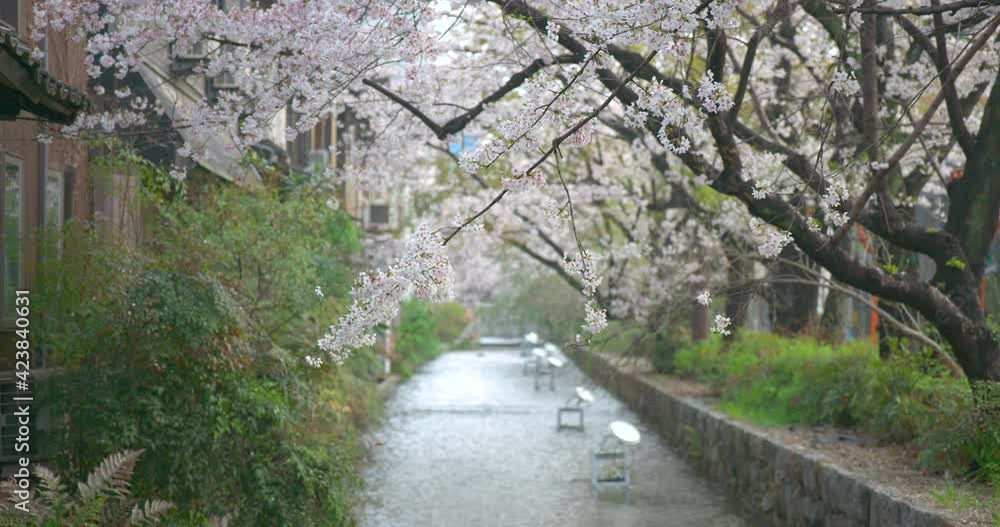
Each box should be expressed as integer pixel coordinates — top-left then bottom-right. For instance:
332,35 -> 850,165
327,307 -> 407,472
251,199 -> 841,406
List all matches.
363,54 -> 578,140
833,0 -> 1000,15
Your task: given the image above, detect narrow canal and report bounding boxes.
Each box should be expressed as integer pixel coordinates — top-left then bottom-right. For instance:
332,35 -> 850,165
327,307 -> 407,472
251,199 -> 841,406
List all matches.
360,349 -> 750,526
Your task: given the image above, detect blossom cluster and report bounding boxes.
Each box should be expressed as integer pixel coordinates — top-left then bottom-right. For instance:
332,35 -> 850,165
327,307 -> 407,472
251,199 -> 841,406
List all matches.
815,179 -> 851,233
501,170 -> 547,194
624,80 -> 700,154
830,71 -> 861,97
748,218 -> 793,259
696,290 -> 712,306
315,224 -> 453,366
562,251 -> 602,297
584,300 -> 608,334
696,71 -> 735,114
712,315 -> 731,336
33,0 -> 434,157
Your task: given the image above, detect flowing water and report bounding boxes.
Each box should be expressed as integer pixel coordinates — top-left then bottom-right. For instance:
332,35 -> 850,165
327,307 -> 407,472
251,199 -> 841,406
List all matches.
360,349 -> 751,526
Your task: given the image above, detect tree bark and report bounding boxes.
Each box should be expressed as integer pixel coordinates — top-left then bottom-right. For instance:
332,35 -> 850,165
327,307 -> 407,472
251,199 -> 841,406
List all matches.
819,288 -> 848,343
691,301 -> 709,342
770,246 -> 820,334
474,0 -> 1000,381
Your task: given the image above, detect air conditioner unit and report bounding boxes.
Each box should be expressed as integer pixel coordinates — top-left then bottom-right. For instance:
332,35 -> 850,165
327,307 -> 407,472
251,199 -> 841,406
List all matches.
212,71 -> 238,90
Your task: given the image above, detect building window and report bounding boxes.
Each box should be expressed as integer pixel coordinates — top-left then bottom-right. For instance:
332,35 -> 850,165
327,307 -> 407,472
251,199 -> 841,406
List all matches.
45,168 -> 66,259
323,115 -> 333,149
1,153 -> 22,325
0,378 -> 33,461
367,203 -> 390,226
0,0 -> 18,33
313,120 -> 324,150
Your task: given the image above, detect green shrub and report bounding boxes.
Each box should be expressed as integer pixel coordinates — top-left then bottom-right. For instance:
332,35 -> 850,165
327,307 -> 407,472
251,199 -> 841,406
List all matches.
647,328 -> 691,374
921,382 -> 1000,486
671,330 -> 996,484
590,321 -> 645,355
432,302 -> 469,345
675,331 -> 971,440
150,185 -> 360,353
393,299 -> 444,377
37,185 -> 374,525
0,450 -> 188,526
673,335 -> 725,383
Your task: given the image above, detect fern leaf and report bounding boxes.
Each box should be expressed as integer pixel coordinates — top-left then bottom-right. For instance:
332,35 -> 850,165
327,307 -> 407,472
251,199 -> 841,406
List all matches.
103,495 -> 135,526
69,493 -> 108,525
34,465 -> 62,510
78,449 -> 144,502
209,513 -> 231,527
0,478 -> 18,509
128,499 -> 174,526
0,511 -> 32,526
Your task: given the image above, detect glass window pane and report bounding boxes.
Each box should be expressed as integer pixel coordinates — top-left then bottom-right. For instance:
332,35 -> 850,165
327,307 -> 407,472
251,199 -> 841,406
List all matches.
0,1 -> 18,32
46,170 -> 65,259
4,158 -> 21,320
46,171 -> 63,228
368,204 -> 389,225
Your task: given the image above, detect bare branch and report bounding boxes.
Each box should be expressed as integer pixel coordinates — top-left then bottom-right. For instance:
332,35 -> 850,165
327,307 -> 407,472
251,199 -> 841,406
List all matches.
832,0 -> 1000,15
441,51 -> 658,245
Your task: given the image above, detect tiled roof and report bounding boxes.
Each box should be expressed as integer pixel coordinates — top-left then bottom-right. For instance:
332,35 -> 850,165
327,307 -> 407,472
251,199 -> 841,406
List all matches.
0,22 -> 89,121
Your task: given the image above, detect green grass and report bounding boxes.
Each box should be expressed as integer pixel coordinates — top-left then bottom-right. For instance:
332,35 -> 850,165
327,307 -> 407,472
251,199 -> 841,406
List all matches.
673,331 -> 971,440
671,330 -> 1000,492
932,477 -> 1000,525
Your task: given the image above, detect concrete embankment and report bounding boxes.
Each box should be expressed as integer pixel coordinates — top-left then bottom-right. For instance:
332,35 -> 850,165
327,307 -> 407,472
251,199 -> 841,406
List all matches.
570,348 -> 956,527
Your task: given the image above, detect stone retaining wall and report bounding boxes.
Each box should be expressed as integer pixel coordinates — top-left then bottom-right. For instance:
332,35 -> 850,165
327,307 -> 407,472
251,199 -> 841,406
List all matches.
570,348 -> 955,527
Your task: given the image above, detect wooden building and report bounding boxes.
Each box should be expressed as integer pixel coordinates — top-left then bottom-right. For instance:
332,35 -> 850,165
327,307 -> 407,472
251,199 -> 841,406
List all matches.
0,0 -> 91,466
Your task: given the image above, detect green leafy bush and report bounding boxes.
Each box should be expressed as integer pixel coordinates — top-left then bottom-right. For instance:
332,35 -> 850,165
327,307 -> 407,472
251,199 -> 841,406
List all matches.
393,299 -> 444,377
921,382 -> 1000,486
149,184 -> 360,353
590,321 -> 646,355
647,329 -> 691,374
674,331 -> 971,440
672,334 -> 726,383
36,185 -> 375,525
670,331 -> 1000,485
0,450 -> 188,526
431,302 -> 470,345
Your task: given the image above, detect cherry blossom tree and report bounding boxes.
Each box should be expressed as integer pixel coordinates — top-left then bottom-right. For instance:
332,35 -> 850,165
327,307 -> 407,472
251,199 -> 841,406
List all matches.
34,0 -> 1000,383
359,0 -> 1000,383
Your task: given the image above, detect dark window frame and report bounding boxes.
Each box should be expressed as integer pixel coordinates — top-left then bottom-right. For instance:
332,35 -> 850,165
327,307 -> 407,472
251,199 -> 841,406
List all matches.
0,151 -> 24,328
368,203 -> 390,226
44,166 -> 67,260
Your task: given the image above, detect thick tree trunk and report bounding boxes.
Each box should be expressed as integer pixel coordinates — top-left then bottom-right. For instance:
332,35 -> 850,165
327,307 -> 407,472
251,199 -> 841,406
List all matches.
941,65 -> 1000,381
488,0 -> 1000,382
770,246 -> 819,334
819,237 -> 852,343
691,301 -> 709,342
819,288 -> 848,343
944,318 -> 1000,381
